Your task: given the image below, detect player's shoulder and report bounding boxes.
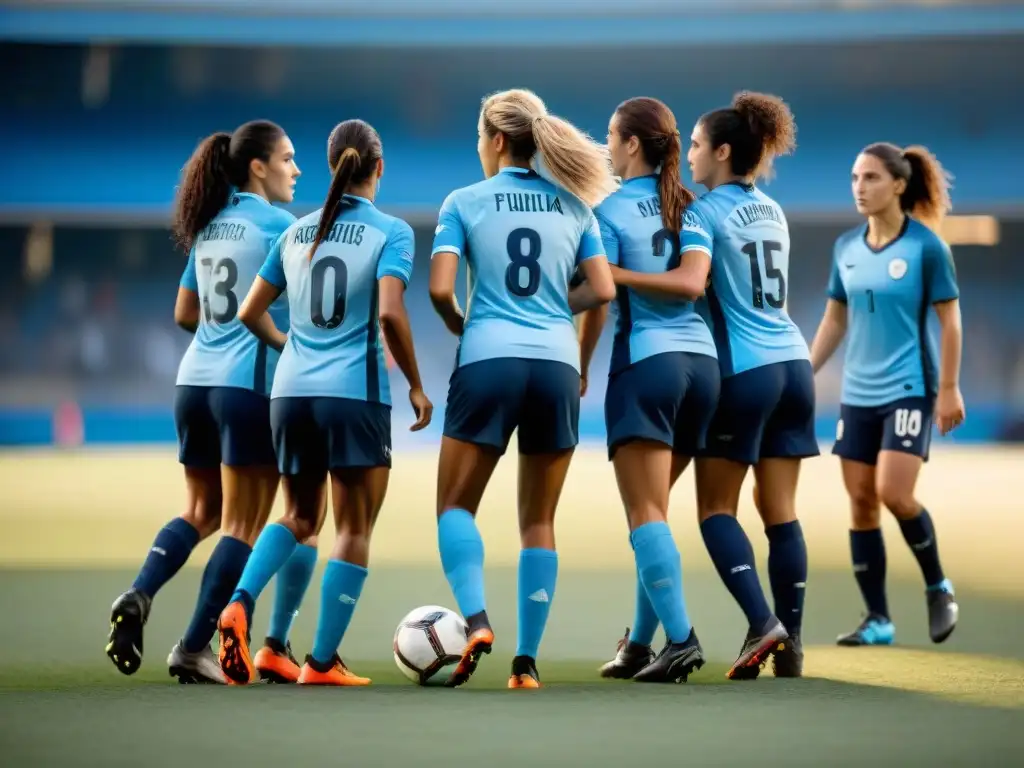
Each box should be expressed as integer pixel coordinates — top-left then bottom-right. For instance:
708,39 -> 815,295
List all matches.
259,204 -> 297,233
907,218 -> 949,254
440,179 -> 489,212
834,224 -> 865,254
593,182 -> 631,221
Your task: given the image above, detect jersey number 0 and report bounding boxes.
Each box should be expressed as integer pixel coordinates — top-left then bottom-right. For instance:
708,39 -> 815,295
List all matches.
310,256 -> 348,329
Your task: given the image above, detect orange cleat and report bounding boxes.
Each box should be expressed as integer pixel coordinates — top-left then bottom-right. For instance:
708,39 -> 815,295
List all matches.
507,655 -> 541,689
254,637 -> 301,684
508,674 -> 541,689
217,601 -> 256,685
297,655 -> 371,686
446,627 -> 495,688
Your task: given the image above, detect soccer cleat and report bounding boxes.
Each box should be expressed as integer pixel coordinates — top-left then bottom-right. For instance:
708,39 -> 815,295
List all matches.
927,580 -> 959,644
508,655 -> 541,689
726,615 -> 789,680
106,589 -> 150,676
633,628 -> 705,684
836,614 -> 895,647
298,654 -> 371,686
254,637 -> 302,684
167,642 -> 227,684
217,601 -> 256,685
598,628 -> 655,680
772,633 -> 803,678
445,626 -> 494,688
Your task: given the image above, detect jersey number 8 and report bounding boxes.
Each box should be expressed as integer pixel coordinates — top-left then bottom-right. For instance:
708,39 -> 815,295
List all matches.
310,256 -> 348,329
505,227 -> 542,298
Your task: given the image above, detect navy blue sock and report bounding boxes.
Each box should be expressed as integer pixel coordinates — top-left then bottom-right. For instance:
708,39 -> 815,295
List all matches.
132,517 -> 200,599
897,509 -> 946,589
766,521 -> 808,635
700,514 -> 773,631
182,536 -> 252,653
850,529 -> 889,619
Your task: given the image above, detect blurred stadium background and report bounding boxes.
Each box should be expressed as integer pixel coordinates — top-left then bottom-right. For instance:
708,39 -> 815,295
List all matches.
1,2 -> 1023,765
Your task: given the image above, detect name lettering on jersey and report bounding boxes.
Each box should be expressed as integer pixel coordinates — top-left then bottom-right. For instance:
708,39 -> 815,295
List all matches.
494,192 -> 564,215
636,196 -> 661,219
731,203 -> 782,229
292,223 -> 366,246
200,222 -> 246,242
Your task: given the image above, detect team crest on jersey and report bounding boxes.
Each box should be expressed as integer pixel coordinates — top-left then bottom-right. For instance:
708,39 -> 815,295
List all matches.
888,258 -> 908,280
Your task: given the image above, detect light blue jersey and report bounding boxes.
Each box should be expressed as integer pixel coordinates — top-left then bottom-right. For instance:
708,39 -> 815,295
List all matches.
682,182 -> 808,377
176,192 -> 295,394
828,217 -> 958,407
431,167 -> 605,373
259,195 -> 414,404
595,175 -> 716,374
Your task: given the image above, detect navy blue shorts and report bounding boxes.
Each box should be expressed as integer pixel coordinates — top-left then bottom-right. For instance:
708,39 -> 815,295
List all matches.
833,397 -> 934,465
271,397 -> 392,476
444,358 -> 580,455
605,352 -> 720,460
702,359 -> 819,465
174,385 -> 275,468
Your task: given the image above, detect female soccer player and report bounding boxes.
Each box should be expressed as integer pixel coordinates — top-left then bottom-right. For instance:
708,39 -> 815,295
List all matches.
217,118 -> 432,687
430,89 -> 616,689
585,97 -> 718,683
105,120 -> 317,684
611,92 -> 813,680
810,143 -> 962,647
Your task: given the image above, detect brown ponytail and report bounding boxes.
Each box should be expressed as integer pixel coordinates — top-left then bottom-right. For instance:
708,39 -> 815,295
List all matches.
862,142 -> 953,232
701,91 -> 797,181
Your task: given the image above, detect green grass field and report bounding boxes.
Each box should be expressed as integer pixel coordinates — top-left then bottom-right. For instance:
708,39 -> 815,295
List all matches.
1,449 -> 1023,766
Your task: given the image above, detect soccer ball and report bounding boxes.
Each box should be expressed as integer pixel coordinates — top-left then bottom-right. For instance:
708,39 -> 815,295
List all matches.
393,605 -> 468,686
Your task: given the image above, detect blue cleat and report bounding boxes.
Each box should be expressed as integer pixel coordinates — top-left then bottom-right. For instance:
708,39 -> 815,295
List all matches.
836,614 -> 895,647
926,579 -> 958,644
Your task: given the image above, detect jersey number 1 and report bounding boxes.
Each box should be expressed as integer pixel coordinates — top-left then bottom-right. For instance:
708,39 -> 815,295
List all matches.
310,256 -> 348,329
741,240 -> 786,309
505,227 -> 541,298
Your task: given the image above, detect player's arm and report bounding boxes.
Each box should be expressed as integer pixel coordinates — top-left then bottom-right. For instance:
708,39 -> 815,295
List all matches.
239,236 -> 288,352
174,247 -> 200,333
568,213 -> 615,314
379,222 -> 432,431
809,300 -> 848,373
609,248 -> 709,300
578,305 -> 607,397
927,238 -> 965,435
429,194 -> 468,337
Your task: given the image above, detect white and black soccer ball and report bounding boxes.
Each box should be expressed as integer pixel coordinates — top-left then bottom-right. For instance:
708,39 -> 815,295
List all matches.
393,605 -> 468,686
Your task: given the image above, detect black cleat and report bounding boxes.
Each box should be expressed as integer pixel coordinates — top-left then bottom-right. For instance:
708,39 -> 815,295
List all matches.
598,628 -> 655,679
772,633 -> 803,678
727,615 -> 789,681
508,655 -> 541,689
927,580 -> 959,644
106,589 -> 150,676
632,628 -> 705,684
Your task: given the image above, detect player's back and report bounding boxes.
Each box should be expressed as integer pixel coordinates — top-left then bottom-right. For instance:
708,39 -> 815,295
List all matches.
595,176 -> 716,374
438,167 -> 598,371
686,183 -> 808,377
177,192 -> 295,394
268,195 -> 414,405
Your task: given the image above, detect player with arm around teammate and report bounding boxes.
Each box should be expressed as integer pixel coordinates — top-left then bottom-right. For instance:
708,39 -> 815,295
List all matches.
217,119 -> 432,686
810,143 -> 962,647
430,89 -> 616,689
106,121 -> 313,684
612,92 -> 813,680
584,97 -> 718,683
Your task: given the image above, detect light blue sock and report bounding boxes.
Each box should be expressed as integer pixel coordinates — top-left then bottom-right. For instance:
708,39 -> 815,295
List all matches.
515,548 -> 558,659
267,543 -> 318,645
311,559 -> 368,665
437,508 -> 486,618
629,565 -> 660,647
633,521 -> 692,644
231,523 -> 298,607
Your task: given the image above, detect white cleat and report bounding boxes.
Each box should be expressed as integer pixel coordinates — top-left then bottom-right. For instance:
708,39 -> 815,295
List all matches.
167,643 -> 227,684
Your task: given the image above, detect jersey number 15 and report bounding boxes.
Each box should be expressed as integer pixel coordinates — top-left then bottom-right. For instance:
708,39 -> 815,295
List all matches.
741,240 -> 787,309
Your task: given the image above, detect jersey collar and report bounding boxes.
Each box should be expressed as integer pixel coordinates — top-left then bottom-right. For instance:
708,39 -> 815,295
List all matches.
499,167 -> 539,178
343,194 -> 373,206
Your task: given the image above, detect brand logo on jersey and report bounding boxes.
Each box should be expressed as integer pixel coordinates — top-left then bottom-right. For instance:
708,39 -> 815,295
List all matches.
435,224 -> 446,236
836,419 -> 845,441
888,258 -> 908,280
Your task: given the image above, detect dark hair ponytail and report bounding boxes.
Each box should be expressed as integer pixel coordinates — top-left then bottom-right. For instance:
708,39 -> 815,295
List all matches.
614,97 -> 695,234
172,120 -> 286,253
701,91 -> 797,180
862,142 -> 953,232
310,119 -> 383,258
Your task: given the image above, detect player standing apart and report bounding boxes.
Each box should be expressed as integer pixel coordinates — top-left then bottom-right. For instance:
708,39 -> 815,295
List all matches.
611,93 -> 813,679
584,97 -> 718,683
430,89 -> 616,689
106,121 -> 313,684
218,119 -> 431,686
810,143 -> 962,647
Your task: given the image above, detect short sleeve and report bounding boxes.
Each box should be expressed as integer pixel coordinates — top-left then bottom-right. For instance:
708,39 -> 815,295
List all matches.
179,247 -> 198,292
378,219 -> 415,285
576,211 -> 606,266
257,233 -> 288,289
680,202 -> 714,258
827,244 -> 848,303
594,210 -> 620,266
431,193 -> 467,258
923,235 -> 959,304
